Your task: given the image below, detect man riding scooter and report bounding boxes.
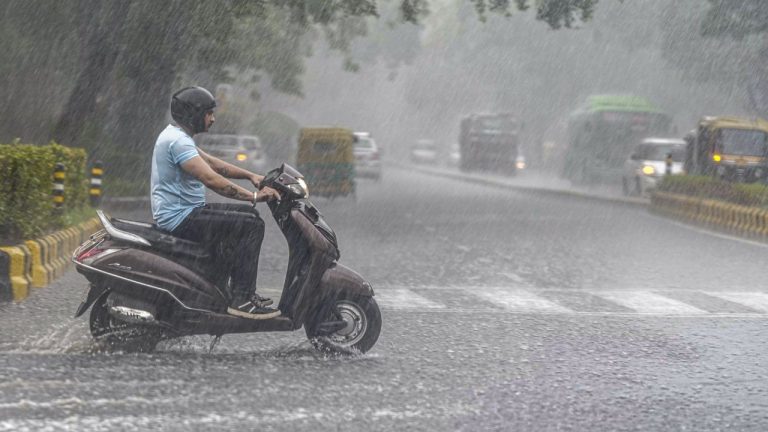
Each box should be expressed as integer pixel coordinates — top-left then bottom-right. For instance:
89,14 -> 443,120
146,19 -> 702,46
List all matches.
151,86 -> 281,319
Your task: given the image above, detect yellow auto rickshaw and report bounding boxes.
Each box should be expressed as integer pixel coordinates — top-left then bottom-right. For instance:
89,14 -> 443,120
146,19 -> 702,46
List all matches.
297,127 -> 356,198
684,116 -> 768,182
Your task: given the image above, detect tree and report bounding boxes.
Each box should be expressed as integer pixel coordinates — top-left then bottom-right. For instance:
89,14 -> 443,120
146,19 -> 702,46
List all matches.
660,0 -> 768,116
2,0 -> 599,187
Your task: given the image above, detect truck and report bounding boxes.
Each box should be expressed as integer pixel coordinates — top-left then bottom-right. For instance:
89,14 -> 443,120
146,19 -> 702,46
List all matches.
459,113 -> 521,175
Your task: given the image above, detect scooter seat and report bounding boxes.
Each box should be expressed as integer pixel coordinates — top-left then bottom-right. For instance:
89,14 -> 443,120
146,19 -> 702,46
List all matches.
110,217 -> 209,260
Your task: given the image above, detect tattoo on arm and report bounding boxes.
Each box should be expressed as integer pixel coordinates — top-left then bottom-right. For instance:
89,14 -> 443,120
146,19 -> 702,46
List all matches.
215,166 -> 230,177
222,185 -> 238,197
212,183 -> 251,201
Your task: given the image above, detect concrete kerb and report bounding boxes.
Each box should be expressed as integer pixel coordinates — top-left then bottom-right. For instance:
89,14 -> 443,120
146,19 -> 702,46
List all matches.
652,191 -> 768,242
406,163 -> 768,242
402,164 -> 649,210
0,245 -> 31,301
0,217 -> 100,302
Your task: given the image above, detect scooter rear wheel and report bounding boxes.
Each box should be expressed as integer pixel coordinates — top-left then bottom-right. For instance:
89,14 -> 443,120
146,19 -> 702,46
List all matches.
89,293 -> 162,352
306,296 -> 381,355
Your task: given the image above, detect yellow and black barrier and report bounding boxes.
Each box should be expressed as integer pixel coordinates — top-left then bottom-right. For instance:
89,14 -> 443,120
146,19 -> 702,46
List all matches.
53,162 -> 66,208
0,217 -> 101,302
90,160 -> 103,207
652,191 -> 768,240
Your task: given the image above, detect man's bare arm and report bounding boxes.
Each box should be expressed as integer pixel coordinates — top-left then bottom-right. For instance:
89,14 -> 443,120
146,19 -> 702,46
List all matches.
181,156 -> 254,202
197,148 -> 263,185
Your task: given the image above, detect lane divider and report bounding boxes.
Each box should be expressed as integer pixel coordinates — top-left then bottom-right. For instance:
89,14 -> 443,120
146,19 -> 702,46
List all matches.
0,217 -> 101,302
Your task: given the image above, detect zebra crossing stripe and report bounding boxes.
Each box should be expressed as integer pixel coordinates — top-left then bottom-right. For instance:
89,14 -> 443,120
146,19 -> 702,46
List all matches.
475,288 -> 572,313
707,292 -> 768,312
375,288 -> 446,309
592,291 -> 707,315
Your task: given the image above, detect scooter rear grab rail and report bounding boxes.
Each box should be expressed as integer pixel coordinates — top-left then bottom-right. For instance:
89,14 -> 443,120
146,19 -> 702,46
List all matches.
96,210 -> 151,247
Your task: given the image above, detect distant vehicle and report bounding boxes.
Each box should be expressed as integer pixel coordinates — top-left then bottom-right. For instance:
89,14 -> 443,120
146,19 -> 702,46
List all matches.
562,95 -> 674,184
684,116 -> 768,183
297,127 -> 356,199
459,113 -> 521,175
353,132 -> 382,181
515,154 -> 526,171
195,134 -> 267,172
446,143 -> 461,167
411,139 -> 438,164
622,138 -> 685,196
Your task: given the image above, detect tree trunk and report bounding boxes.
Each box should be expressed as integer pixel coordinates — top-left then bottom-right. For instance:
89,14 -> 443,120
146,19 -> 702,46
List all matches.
53,1 -> 130,149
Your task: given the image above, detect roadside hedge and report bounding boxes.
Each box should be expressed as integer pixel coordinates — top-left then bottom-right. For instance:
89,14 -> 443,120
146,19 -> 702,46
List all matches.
656,175 -> 768,208
0,142 -> 89,242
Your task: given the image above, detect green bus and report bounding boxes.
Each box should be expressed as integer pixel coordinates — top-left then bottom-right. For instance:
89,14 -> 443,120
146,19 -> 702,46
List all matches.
562,95 -> 673,184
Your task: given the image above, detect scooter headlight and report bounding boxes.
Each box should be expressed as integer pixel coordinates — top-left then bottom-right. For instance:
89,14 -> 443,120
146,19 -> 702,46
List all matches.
298,178 -> 309,197
286,178 -> 309,198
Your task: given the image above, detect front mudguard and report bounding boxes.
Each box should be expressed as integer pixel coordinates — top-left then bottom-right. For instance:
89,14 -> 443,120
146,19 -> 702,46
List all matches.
304,263 -> 374,333
318,263 -> 374,299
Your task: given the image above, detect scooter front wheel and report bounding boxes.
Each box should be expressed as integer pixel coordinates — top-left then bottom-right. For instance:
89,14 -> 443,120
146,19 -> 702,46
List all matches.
306,296 -> 381,355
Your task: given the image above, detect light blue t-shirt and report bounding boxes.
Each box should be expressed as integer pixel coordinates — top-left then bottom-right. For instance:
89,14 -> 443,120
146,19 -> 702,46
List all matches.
151,124 -> 205,231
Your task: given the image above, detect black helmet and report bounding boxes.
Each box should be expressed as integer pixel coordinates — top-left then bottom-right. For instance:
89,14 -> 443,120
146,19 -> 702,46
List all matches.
171,86 -> 216,135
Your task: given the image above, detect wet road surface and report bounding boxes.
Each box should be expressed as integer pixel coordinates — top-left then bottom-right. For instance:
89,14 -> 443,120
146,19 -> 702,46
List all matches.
2,166 -> 768,431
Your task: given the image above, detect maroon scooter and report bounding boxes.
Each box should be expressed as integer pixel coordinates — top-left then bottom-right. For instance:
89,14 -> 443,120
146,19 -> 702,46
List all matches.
72,164 -> 381,354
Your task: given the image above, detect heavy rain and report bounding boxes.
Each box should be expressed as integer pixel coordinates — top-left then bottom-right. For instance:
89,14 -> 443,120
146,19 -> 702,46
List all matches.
2,0 -> 768,430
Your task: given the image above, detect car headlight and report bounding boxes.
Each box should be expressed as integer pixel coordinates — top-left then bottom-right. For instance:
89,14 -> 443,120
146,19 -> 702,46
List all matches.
641,165 -> 655,176
236,153 -> 247,162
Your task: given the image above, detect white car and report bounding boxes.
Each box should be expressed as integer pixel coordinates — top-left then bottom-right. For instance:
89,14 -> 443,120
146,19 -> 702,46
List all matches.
196,134 -> 267,172
622,138 -> 685,196
353,132 -> 382,181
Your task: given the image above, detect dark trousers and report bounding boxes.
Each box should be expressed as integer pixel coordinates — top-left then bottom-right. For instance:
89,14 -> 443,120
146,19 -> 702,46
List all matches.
172,203 -> 265,303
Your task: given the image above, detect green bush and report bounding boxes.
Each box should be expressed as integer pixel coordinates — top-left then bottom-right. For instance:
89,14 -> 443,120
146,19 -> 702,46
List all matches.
0,141 -> 90,243
657,175 -> 768,208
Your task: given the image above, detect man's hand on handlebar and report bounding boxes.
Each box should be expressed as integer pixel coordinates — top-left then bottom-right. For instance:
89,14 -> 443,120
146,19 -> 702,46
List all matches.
250,174 -> 264,189
254,186 -> 281,203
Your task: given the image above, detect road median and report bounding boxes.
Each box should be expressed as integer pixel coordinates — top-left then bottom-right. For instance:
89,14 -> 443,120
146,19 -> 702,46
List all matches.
401,163 -> 647,208
652,191 -> 768,240
404,162 -> 768,242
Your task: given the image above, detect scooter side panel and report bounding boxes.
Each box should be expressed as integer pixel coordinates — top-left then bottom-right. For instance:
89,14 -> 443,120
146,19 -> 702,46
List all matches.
276,209 -> 340,327
89,248 -> 228,312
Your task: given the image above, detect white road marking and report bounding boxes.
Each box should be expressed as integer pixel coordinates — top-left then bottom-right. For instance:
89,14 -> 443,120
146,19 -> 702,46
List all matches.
592,291 -> 707,315
264,286 -> 768,317
375,288 -> 446,309
474,288 -> 572,313
708,292 -> 768,312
